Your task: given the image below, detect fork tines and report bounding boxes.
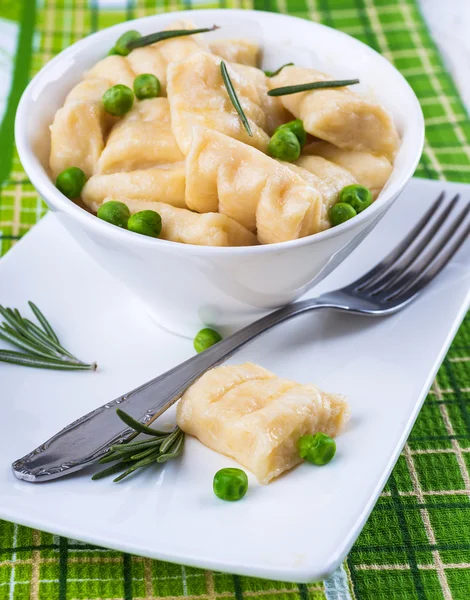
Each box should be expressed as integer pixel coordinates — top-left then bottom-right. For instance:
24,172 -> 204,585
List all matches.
352,191 -> 470,305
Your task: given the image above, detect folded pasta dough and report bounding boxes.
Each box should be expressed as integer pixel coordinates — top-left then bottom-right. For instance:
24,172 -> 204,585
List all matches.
81,165 -> 186,213
302,141 -> 393,198
177,362 -> 350,483
185,129 -> 322,244
97,98 -> 184,174
110,198 -> 257,247
234,63 -> 292,134
167,52 -> 270,155
270,66 -> 400,160
127,20 -> 208,93
288,156 -> 357,230
49,79 -> 113,179
210,39 -> 260,67
85,55 -> 136,88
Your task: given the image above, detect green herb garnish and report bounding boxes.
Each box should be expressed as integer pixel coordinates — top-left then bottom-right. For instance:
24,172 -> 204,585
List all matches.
126,25 -> 220,50
220,60 -> 253,137
268,78 -> 360,96
264,62 -> 294,77
0,302 -> 96,371
92,409 -> 185,482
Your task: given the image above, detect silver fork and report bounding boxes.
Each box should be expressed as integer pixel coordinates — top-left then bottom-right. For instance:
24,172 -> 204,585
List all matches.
12,192 -> 470,482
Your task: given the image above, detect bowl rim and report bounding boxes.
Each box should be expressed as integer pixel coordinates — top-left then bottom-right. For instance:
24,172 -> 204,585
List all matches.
15,8 -> 425,256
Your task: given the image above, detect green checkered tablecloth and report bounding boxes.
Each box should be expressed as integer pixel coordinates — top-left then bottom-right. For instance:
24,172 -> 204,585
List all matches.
1,0 -> 470,598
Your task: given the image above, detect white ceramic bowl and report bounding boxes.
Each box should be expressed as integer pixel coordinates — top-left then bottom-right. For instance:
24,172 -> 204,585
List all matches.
15,9 -> 424,337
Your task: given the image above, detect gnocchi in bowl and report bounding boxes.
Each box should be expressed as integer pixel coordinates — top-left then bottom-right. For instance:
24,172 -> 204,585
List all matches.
15,9 -> 424,334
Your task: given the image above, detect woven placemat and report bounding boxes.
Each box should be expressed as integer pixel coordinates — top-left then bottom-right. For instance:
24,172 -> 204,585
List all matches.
0,1 -> 469,598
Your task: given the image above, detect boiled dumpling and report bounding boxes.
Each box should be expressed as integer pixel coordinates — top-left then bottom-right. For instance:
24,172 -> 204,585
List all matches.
185,129 -> 322,244
177,362 -> 350,483
49,79 -> 113,179
113,198 -> 257,247
97,98 -> 184,174
127,20 -> 208,93
210,39 -> 260,67
81,165 -> 186,213
288,156 -> 357,230
303,141 -> 393,198
167,52 -> 270,155
234,63 -> 291,134
270,66 -> 400,160
85,55 -> 136,88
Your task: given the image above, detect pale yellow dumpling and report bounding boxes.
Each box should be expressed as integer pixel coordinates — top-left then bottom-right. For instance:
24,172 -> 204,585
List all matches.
302,141 -> 393,198
210,39 -> 260,67
49,79 -> 113,179
85,55 -> 136,88
113,198 -> 257,247
97,98 -> 184,174
81,165 -> 186,213
127,20 -> 208,93
167,52 -> 270,155
288,156 -> 357,230
185,128 -> 323,244
270,66 -> 400,160
177,363 -> 350,483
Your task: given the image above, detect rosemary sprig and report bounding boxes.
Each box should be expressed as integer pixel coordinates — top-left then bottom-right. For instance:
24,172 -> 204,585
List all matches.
220,61 -> 253,137
0,302 -> 96,371
126,25 -> 220,50
92,409 -> 185,482
264,62 -> 294,77
268,78 -> 360,96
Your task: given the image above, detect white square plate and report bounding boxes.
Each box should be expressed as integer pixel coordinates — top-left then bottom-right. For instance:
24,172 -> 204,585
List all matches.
1,178 -> 469,583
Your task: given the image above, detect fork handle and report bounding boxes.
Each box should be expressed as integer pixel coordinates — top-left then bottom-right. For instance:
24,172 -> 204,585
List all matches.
12,296 -> 337,482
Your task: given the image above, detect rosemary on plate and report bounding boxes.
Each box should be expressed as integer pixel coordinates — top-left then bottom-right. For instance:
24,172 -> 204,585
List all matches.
0,302 -> 96,371
92,409 -> 185,482
126,25 -> 220,50
268,78 -> 360,96
220,60 -> 253,137
264,62 -> 294,77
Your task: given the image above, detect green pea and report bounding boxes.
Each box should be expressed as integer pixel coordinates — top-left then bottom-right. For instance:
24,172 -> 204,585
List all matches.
113,30 -> 141,56
107,47 -> 120,56
193,328 -> 222,353
102,84 -> 134,116
97,200 -> 130,228
267,128 -> 301,162
55,167 -> 86,199
133,73 -> 161,100
298,432 -> 336,466
127,210 -> 162,237
329,202 -> 357,227
275,119 -> 307,148
213,468 -> 248,501
339,184 -> 373,214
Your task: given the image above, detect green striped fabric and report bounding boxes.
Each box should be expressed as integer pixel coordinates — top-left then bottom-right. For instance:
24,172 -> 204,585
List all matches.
1,1 -> 470,598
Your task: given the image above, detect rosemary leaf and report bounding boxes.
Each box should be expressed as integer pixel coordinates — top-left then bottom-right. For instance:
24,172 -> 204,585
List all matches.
0,350 -> 96,370
113,451 -> 161,482
28,301 -> 61,344
92,462 -> 128,481
116,408 -> 168,436
157,434 -> 185,463
264,62 -> 294,77
220,61 -> 253,137
0,327 -> 58,360
268,78 -> 360,96
23,319 -> 79,362
127,25 -> 219,50
109,438 -> 164,453
159,427 -> 182,454
130,446 -> 161,461
0,306 -> 28,336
